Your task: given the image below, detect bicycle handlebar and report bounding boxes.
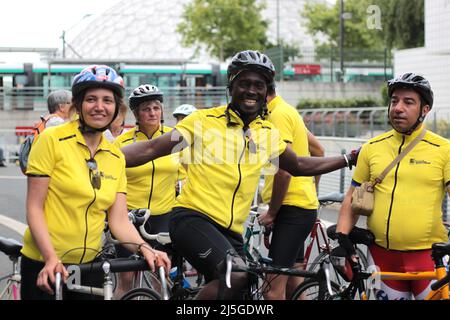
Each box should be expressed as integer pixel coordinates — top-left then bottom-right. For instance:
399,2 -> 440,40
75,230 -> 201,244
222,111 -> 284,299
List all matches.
224,250 -> 334,296
105,209 -> 172,246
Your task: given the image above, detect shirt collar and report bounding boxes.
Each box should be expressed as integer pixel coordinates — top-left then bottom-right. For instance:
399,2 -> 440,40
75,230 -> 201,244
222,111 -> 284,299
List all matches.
392,124 -> 426,142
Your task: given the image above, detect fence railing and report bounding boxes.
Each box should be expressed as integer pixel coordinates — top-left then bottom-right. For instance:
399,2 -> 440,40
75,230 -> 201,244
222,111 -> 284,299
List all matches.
300,107 -> 450,139
0,86 -> 229,111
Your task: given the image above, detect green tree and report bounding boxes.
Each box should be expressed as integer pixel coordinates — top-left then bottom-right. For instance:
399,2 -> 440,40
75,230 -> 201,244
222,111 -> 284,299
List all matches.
177,0 -> 269,61
384,0 -> 424,49
301,0 -> 424,51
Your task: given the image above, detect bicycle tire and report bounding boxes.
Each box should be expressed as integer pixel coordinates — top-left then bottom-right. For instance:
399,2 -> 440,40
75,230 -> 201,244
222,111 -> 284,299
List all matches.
120,288 -> 161,300
307,247 -> 368,285
290,278 -> 341,300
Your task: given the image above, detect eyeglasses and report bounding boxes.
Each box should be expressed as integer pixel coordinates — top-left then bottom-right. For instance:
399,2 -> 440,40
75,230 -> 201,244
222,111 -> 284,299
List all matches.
86,158 -> 101,190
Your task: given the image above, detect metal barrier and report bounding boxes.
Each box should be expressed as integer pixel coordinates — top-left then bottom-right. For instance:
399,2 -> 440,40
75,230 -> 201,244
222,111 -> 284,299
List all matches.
0,86 -> 228,111
300,107 -> 450,139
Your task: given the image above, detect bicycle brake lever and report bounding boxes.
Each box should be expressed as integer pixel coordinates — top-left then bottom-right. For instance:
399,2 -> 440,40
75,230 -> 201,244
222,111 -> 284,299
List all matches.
323,259 -> 333,296
55,272 -> 62,300
158,266 -> 169,300
225,253 -> 232,289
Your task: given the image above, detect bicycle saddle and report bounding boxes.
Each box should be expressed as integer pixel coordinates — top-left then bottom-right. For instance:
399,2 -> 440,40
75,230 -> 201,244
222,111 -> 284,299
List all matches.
318,192 -> 344,204
0,237 -> 23,259
327,224 -> 375,246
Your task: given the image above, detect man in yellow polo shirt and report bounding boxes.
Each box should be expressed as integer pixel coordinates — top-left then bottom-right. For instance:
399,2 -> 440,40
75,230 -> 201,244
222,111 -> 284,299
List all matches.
334,73 -> 450,300
121,50 -> 358,299
259,85 -> 325,300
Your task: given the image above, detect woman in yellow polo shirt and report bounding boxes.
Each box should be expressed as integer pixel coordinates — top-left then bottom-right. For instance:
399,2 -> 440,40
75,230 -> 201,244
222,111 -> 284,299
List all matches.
114,84 -> 179,297
20,66 -> 170,300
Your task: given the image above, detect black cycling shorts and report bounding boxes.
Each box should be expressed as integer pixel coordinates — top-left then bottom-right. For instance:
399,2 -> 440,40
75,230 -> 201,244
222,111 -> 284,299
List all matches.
169,207 -> 245,283
268,205 -> 317,268
116,212 -> 173,258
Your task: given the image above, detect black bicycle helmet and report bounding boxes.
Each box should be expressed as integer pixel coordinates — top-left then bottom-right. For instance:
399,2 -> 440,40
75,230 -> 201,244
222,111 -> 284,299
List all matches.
387,73 -> 433,109
227,50 -> 275,86
129,84 -> 164,111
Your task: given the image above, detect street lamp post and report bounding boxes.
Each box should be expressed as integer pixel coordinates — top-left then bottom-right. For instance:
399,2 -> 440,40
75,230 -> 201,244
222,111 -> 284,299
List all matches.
339,0 -> 344,82
60,14 -> 92,59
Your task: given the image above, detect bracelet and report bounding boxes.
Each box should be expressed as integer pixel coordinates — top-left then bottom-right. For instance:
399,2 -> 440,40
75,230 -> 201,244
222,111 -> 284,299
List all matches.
343,154 -> 350,168
137,242 -> 152,254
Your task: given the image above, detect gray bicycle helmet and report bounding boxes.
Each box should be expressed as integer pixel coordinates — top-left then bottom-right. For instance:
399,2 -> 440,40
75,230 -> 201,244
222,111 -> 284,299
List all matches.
129,84 -> 164,111
227,50 -> 275,85
387,73 -> 433,109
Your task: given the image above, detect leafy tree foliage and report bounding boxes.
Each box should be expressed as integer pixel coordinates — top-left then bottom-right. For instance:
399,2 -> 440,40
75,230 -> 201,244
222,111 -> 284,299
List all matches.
177,0 -> 269,61
301,0 -> 424,51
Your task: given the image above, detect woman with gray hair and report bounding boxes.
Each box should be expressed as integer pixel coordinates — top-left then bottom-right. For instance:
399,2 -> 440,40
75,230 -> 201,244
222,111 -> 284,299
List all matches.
45,89 -> 73,127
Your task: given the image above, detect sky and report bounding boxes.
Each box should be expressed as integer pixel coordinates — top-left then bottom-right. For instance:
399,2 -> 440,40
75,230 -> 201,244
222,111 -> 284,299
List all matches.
0,0 -> 121,62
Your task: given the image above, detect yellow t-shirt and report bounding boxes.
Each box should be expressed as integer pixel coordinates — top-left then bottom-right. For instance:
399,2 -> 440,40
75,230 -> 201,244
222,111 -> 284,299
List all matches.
115,126 -> 179,215
175,105 -> 287,234
22,120 -> 127,264
352,127 -> 450,250
262,95 -> 319,209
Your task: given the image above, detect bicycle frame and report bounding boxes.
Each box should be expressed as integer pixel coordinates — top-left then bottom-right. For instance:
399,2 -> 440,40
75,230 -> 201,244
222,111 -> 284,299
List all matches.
366,267 -> 449,300
304,219 -> 331,267
340,242 -> 450,300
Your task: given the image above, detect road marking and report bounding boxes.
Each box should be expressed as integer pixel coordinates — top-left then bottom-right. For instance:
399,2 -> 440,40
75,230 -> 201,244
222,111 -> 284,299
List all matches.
0,214 -> 27,235
0,176 -> 26,180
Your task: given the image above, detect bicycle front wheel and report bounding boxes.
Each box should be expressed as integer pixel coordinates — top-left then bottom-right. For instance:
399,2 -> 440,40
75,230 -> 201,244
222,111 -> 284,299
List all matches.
308,247 -> 368,285
290,279 -> 340,300
120,288 -> 161,300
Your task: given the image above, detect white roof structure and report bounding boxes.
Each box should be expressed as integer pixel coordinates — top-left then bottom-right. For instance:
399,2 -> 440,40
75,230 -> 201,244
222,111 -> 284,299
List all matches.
67,0 -> 318,62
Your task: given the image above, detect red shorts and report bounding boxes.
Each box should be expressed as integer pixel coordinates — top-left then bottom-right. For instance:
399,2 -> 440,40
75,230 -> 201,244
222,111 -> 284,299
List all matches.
368,244 -> 434,296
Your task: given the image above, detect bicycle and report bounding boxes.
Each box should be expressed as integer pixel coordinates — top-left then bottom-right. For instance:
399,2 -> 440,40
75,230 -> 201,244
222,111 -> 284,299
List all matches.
304,192 -> 369,286
222,249 -> 340,300
114,209 -> 203,300
326,241 -> 450,300
0,237 -> 22,300
291,224 -> 375,300
55,255 -> 165,300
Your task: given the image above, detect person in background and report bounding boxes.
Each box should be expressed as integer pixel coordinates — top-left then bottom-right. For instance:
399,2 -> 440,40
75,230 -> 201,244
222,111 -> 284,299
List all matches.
172,104 -> 198,189
104,99 -> 128,142
113,84 -> 179,298
258,85 -> 325,300
172,104 -> 197,123
45,90 -> 73,128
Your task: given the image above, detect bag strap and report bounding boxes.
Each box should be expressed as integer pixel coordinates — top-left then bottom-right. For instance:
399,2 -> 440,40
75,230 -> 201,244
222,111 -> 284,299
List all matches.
373,129 -> 427,186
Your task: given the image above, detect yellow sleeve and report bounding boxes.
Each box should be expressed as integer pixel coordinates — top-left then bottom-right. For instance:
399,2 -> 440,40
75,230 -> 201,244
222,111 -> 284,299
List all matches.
351,143 -> 370,185
26,130 -> 56,176
444,144 -> 450,187
174,111 -> 201,147
272,111 -> 294,144
117,160 -> 127,194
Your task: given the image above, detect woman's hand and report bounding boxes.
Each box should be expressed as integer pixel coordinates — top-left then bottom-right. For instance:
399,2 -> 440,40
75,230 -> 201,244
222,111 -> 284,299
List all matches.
139,244 -> 171,275
37,258 -> 69,295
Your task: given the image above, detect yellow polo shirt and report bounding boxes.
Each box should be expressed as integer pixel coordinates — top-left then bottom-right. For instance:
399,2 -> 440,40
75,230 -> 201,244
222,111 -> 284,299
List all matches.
175,105 -> 287,234
262,95 -> 319,209
114,126 -> 179,214
22,120 -> 127,264
353,127 -> 450,250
